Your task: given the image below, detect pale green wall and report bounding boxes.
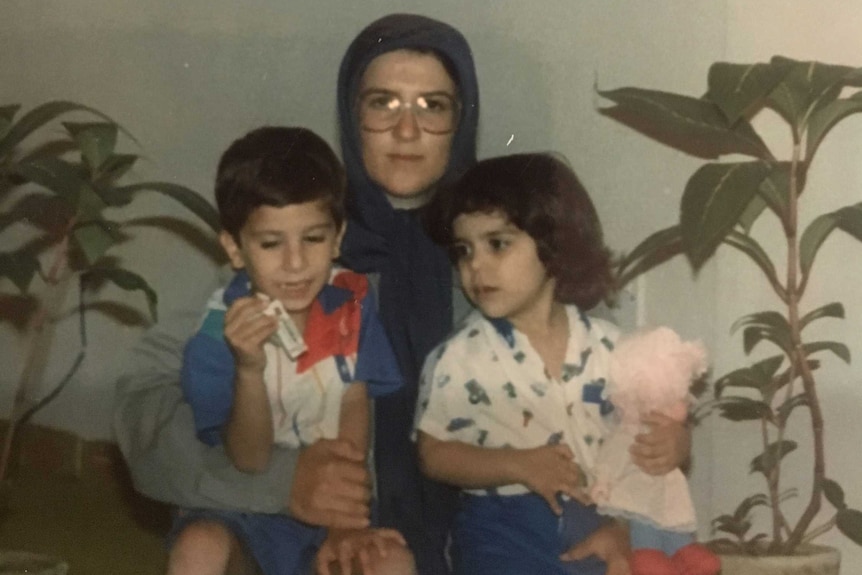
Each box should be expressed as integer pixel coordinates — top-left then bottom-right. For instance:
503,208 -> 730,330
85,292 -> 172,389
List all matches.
2,0 -> 860,564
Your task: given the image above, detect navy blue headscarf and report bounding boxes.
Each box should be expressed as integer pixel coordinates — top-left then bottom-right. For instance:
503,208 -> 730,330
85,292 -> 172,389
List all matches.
337,14 -> 479,575
338,13 -> 479,386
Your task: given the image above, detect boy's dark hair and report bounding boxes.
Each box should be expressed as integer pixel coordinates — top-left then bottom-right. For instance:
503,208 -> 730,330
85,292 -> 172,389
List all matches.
426,152 -> 615,310
215,126 -> 346,238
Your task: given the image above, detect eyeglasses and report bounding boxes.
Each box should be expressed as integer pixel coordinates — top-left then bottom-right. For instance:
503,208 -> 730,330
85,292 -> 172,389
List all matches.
358,90 -> 460,134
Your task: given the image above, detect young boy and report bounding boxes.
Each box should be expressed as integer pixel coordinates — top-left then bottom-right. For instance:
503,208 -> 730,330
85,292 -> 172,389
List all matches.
170,126 -> 414,575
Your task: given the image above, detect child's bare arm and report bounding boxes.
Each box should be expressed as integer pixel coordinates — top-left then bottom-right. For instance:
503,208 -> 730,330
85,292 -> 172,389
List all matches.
223,296 -> 277,473
417,431 -> 586,514
338,383 -> 370,454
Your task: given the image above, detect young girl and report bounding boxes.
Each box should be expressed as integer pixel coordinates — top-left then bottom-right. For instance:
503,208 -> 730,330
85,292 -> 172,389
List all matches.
414,153 -> 629,575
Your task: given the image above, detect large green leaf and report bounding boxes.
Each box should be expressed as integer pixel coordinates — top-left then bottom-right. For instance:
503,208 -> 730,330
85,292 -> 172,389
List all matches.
723,231 -> 780,291
757,162 -> 797,217
112,182 -> 219,232
800,213 -> 839,280
18,139 -> 79,164
63,122 -> 118,172
800,302 -> 845,331
798,201 -> 861,282
823,478 -> 846,510
598,87 -> 772,159
731,311 -> 792,356
775,393 -> 808,426
751,440 -> 797,475
72,220 -> 121,266
716,397 -> 772,422
617,225 -> 684,289
707,60 -> 794,124
836,508 -> 862,546
95,154 -> 138,185
732,311 -> 790,334
0,250 -> 41,292
0,105 -> 21,140
801,341 -> 851,364
767,57 -> 862,134
681,162 -> 770,269
0,101 -> 119,160
13,156 -> 89,206
84,267 -> 157,321
835,203 -> 862,242
737,194 -> 768,233
806,91 -> 862,162
0,194 -> 71,236
714,355 -> 784,398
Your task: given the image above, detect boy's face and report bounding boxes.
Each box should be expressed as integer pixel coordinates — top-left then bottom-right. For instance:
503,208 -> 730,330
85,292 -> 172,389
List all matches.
451,210 -> 557,331
220,200 -> 344,325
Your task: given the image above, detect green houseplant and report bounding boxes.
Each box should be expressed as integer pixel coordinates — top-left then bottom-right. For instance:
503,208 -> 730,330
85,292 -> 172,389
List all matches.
599,56 -> 862,566
0,101 -> 219,489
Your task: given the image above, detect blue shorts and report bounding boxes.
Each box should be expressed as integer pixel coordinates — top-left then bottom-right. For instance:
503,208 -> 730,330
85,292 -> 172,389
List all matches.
169,508 -> 326,575
451,493 -> 607,575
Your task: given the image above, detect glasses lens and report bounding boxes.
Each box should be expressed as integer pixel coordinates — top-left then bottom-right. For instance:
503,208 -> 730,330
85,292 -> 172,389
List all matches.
359,92 -> 459,134
415,95 -> 458,134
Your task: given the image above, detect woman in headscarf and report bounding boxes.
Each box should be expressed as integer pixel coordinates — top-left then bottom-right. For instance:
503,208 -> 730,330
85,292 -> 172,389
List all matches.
336,14 -> 479,575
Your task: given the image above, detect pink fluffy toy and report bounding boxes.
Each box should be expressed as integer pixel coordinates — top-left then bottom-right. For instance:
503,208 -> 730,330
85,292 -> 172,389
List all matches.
591,326 -> 720,575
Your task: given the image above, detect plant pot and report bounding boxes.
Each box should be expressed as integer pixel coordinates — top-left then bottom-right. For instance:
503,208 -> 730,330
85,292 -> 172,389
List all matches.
0,550 -> 68,575
716,544 -> 840,575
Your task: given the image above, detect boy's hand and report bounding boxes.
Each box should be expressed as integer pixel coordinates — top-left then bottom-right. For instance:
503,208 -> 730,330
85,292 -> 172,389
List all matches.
631,411 -> 691,475
315,528 -> 407,575
223,296 -> 278,372
288,439 -> 372,529
516,444 -> 587,514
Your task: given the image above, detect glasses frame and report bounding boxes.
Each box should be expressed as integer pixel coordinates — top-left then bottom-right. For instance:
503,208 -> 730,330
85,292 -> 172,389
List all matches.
357,89 -> 461,135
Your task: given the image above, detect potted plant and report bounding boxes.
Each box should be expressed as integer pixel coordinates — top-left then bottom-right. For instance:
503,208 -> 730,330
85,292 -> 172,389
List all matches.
599,56 -> 862,573
0,101 -> 219,569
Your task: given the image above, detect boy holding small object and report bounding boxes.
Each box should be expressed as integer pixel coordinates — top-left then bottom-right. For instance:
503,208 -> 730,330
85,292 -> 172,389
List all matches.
170,126 -> 413,575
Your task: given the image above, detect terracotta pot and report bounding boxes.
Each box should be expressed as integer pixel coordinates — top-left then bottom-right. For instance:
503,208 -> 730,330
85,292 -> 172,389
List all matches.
716,544 -> 840,575
0,551 -> 68,575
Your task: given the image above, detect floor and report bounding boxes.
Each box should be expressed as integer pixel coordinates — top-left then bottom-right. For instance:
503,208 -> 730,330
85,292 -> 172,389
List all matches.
0,423 -> 171,575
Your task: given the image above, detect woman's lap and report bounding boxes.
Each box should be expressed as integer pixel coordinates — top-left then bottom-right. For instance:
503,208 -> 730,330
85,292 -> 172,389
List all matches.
452,494 -> 607,575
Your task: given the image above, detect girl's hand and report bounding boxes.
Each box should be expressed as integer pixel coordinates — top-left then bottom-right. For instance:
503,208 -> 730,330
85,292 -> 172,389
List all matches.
630,411 -> 691,475
223,296 -> 277,372
560,521 -> 631,575
516,444 -> 587,514
315,528 -> 408,575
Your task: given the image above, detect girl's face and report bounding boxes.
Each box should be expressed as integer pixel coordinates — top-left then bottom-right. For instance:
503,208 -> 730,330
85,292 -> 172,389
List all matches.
358,49 -> 457,201
451,210 -> 557,331
220,200 -> 344,329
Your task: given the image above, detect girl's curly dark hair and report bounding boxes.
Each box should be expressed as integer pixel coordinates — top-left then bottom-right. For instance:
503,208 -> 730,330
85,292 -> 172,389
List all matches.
425,152 -> 615,310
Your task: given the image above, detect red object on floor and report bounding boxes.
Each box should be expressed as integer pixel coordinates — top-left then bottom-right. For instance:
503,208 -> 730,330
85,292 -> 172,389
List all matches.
630,548 -> 677,575
672,543 -> 722,575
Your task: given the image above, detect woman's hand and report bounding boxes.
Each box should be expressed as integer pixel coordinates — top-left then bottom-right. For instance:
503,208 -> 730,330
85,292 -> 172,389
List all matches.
630,411 -> 691,475
315,528 -> 408,575
559,521 -> 631,575
287,439 -> 372,529
516,444 -> 588,514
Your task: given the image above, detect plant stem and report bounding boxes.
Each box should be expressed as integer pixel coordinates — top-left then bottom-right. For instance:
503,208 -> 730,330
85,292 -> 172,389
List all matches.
0,228 -> 75,483
783,139 -> 825,552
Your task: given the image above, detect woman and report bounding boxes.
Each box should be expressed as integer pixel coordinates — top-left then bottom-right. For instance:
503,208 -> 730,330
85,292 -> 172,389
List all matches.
335,14 -> 479,575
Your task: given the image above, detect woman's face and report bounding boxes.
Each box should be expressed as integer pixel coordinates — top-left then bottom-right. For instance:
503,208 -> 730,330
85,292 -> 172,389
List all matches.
358,50 -> 458,201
